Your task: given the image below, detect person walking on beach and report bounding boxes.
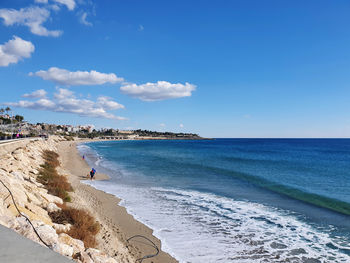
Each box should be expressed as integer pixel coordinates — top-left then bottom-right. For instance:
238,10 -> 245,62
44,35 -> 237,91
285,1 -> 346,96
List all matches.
82,155 -> 85,160
90,168 -> 96,180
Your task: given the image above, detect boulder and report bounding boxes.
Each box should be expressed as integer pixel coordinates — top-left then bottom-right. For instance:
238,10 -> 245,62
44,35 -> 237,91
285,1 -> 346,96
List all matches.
59,233 -> 85,254
11,171 -> 25,181
25,191 -> 43,206
7,204 -> 52,225
36,224 -> 59,246
15,217 -> 41,243
40,192 -> 63,205
47,202 -> 61,213
0,215 -> 15,228
80,251 -> 94,263
25,203 -> 52,224
53,242 -> 74,257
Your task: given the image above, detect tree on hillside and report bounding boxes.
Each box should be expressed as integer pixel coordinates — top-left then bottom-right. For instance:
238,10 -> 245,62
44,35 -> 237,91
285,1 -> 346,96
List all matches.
14,115 -> 24,122
0,108 -> 4,115
5,107 -> 11,115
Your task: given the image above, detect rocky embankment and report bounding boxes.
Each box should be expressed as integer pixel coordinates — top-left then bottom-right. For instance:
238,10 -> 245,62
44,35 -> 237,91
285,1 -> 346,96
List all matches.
0,137 -> 119,262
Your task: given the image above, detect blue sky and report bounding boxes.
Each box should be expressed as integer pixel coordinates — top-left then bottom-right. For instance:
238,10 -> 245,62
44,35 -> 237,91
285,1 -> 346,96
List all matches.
0,0 -> 350,137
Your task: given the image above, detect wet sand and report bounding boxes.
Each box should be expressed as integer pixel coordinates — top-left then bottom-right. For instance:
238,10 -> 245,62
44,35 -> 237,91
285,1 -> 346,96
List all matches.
57,140 -> 178,263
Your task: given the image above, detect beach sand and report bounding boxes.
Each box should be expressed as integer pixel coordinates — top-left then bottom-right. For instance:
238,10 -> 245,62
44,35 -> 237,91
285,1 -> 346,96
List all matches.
57,140 -> 178,263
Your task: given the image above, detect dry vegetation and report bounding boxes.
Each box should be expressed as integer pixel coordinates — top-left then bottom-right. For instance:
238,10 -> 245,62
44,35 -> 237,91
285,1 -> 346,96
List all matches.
38,150 -> 100,248
50,203 -> 100,248
38,150 -> 72,202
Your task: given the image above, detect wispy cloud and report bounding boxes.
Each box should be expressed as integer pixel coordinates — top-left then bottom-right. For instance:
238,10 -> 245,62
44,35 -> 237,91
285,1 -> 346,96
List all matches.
30,67 -> 124,86
120,81 -> 196,101
179,123 -> 184,128
79,12 -> 92,26
35,0 -> 49,3
138,24 -> 144,31
53,0 -> 76,10
7,88 -> 126,120
0,36 -> 35,67
0,6 -> 62,37
35,0 -> 76,11
22,89 -> 47,98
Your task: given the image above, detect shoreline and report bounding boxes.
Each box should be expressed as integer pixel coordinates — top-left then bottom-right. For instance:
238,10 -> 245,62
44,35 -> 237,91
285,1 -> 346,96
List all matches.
58,139 -> 178,263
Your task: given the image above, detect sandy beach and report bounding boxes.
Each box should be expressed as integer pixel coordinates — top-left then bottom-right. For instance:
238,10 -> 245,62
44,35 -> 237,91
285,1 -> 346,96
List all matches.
58,140 -> 178,263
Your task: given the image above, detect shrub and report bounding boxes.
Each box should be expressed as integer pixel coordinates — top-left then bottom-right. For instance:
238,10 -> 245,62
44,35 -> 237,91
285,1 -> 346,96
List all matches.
42,150 -> 101,248
64,136 -> 74,141
49,204 -> 100,248
38,150 -> 72,202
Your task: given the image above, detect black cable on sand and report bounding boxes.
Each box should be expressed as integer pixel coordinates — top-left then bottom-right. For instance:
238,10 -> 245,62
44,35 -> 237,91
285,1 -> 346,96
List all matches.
127,235 -> 160,263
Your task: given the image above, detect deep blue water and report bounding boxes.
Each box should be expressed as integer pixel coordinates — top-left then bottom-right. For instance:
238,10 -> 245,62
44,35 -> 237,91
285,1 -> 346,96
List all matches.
79,139 -> 350,262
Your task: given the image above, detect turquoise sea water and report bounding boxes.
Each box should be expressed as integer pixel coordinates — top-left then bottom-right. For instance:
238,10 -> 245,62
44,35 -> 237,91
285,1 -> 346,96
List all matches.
78,139 -> 350,262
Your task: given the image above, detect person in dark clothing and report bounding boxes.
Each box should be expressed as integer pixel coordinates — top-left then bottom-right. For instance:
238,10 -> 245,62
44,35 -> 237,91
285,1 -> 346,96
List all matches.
89,168 -> 96,180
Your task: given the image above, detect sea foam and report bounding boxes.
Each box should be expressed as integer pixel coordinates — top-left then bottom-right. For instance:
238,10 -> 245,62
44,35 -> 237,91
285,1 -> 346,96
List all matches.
78,141 -> 350,262
83,180 -> 350,263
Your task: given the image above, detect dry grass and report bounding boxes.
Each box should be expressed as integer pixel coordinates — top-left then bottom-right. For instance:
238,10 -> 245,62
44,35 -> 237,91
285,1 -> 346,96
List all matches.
38,150 -> 72,202
49,203 -> 100,248
41,150 -> 101,248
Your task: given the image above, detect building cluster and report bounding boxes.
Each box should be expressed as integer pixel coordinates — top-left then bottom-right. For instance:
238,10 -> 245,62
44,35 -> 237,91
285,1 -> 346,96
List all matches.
0,114 -> 11,119
24,123 -> 95,134
1,119 -> 202,140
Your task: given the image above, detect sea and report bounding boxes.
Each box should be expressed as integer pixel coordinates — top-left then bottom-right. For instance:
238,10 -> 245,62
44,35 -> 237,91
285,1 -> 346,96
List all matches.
77,139 -> 350,263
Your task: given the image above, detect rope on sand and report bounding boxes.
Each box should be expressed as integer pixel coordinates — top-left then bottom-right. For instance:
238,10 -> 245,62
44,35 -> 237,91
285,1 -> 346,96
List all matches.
0,179 -> 52,249
127,235 -> 160,263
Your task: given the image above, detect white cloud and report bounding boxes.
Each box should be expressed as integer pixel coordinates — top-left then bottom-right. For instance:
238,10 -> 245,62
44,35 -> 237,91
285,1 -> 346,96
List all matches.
120,81 -> 196,101
0,36 -> 35,67
35,0 -> 76,10
138,24 -> 144,31
53,0 -> 76,10
31,67 -> 124,86
80,12 -> 92,26
97,96 -> 124,110
179,123 -> 184,128
8,88 -> 126,120
50,5 -> 61,11
22,89 -> 47,98
159,123 -> 166,127
0,6 -> 62,37
11,98 -> 56,110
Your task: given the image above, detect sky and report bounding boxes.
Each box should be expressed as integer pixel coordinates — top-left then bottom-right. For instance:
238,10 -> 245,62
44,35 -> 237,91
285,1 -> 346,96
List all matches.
0,0 -> 350,138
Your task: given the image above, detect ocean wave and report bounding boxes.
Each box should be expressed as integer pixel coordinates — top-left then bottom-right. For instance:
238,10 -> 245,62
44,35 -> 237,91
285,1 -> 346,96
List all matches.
82,181 -> 350,263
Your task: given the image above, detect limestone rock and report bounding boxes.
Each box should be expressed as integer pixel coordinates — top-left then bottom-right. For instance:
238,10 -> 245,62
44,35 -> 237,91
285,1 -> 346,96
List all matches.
53,242 -> 74,257
80,251 -> 94,263
30,168 -> 39,175
25,191 -> 43,206
59,233 -> 85,254
11,171 -> 25,181
25,202 -> 52,225
7,204 -> 52,226
47,202 -> 61,213
36,224 -> 59,246
0,215 -> 15,228
40,192 -> 63,205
